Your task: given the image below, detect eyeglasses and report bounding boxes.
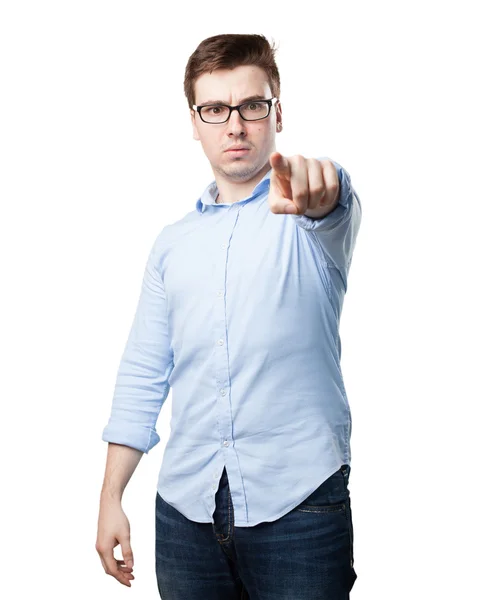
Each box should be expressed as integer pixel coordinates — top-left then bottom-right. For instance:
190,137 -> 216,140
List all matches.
192,97 -> 278,124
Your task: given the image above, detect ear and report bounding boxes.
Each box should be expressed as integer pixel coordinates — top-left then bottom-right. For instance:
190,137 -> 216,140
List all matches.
191,110 -> 200,141
275,101 -> 283,131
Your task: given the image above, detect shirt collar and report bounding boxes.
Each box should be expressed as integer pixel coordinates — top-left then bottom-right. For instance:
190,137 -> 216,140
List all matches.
195,166 -> 273,213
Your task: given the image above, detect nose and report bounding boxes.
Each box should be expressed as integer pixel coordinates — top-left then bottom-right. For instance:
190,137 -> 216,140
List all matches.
226,108 -> 247,136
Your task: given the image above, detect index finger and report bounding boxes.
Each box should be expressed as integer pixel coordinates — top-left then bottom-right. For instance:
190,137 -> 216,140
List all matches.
269,151 -> 291,179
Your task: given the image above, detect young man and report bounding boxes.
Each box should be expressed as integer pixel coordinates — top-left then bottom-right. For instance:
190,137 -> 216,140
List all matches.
97,33 -> 362,599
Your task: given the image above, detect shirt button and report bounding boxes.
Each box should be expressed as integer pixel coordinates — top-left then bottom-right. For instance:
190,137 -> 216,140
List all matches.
217,290 -> 223,297
220,389 -> 226,396
223,440 -> 229,447
218,339 -> 224,345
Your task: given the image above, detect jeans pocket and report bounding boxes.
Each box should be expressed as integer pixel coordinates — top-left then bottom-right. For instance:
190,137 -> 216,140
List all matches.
295,468 -> 347,513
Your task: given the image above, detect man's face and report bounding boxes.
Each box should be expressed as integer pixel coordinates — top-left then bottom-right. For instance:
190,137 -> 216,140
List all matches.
190,65 -> 282,182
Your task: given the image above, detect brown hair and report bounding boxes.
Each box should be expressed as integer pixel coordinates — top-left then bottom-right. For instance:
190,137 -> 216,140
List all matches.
184,33 -> 281,110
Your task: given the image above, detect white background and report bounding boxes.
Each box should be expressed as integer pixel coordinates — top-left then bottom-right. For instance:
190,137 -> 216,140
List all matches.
1,1 -> 478,598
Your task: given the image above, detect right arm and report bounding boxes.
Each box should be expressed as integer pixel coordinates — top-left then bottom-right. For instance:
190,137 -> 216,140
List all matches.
96,443 -> 142,587
96,230 -> 174,587
101,442 -> 144,503
101,229 -> 174,454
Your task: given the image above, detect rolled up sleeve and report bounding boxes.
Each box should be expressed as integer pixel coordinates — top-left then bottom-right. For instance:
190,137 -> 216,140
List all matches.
101,230 -> 174,454
290,158 -> 362,287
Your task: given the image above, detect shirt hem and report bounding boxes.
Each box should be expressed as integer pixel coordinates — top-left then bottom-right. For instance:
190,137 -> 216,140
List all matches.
156,461 -> 349,528
233,462 -> 346,527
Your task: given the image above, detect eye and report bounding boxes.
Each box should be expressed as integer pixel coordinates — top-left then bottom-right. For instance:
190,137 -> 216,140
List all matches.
204,105 -> 227,115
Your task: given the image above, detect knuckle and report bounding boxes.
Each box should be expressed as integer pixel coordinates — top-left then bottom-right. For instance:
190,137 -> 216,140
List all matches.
295,188 -> 309,201
310,186 -> 324,196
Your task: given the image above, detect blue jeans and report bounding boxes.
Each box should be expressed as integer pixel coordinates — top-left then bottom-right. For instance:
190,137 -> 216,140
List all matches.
155,465 -> 357,599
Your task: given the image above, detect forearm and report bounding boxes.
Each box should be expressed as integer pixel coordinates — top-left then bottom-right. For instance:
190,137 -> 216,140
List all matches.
101,442 -> 144,502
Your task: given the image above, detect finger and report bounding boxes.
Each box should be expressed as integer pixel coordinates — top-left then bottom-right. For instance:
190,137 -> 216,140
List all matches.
117,564 -> 135,581
306,158 -> 326,210
289,155 -> 309,214
117,559 -> 134,572
319,159 -> 340,207
100,554 -> 131,584
268,172 -> 296,214
117,559 -> 134,576
99,545 -> 133,587
121,539 -> 134,572
269,151 -> 291,180
269,152 -> 293,206
118,569 -> 135,581
118,567 -> 135,579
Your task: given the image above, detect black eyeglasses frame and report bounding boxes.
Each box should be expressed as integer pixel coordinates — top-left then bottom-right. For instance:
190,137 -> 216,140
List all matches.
192,97 -> 278,124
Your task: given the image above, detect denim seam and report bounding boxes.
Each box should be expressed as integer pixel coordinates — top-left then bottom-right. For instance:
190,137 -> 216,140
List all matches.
340,468 -> 355,568
346,498 -> 354,568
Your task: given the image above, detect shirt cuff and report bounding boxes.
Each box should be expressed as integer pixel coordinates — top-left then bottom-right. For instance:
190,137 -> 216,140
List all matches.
102,420 -> 160,454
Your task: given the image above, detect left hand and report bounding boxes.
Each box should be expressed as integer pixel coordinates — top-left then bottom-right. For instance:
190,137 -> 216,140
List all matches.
268,152 -> 340,218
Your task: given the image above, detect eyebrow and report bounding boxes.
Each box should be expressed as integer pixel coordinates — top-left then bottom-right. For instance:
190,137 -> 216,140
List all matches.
200,94 -> 268,106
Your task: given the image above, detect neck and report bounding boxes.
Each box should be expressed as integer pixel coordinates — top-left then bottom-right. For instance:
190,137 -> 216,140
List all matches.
214,159 -> 272,205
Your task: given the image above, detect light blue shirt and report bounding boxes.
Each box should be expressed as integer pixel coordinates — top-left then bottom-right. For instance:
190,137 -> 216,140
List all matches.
102,157 -> 362,527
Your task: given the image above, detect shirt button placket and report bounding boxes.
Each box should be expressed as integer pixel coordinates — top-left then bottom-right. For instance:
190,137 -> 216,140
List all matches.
214,212 -> 238,459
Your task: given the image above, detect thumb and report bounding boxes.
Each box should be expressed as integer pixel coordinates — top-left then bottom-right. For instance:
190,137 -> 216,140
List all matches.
121,541 -> 134,570
269,152 -> 290,179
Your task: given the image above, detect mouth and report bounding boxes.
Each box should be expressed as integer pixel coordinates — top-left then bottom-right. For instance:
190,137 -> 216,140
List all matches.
225,148 -> 250,155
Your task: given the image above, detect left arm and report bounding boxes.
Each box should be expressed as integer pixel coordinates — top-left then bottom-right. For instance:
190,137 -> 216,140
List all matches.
268,153 -> 362,276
